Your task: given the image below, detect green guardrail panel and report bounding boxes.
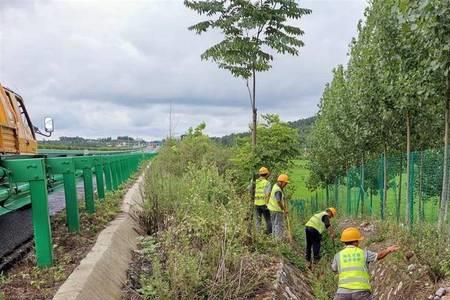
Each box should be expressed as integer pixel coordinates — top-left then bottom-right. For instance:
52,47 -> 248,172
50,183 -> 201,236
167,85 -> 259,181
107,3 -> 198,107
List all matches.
1,158 -> 46,181
46,157 -> 76,174
73,156 -> 93,170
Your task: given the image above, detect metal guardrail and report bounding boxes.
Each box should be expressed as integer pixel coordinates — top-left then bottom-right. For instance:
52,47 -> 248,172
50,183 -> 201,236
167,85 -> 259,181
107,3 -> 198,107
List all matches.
0,152 -> 155,267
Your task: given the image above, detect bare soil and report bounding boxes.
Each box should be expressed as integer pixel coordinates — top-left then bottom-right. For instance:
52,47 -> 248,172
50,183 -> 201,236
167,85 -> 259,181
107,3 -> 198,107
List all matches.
338,218 -> 442,300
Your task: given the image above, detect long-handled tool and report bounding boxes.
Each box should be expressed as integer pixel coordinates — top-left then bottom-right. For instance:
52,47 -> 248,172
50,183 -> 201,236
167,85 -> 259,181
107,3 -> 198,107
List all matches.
284,199 -> 293,243
286,211 -> 293,243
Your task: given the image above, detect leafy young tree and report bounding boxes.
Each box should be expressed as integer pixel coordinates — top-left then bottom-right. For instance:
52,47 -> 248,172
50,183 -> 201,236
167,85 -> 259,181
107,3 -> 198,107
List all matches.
232,114 -> 300,191
184,0 -> 311,150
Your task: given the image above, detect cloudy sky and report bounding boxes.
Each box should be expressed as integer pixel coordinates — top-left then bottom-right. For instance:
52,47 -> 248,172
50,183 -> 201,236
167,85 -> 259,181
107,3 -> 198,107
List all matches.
0,0 -> 367,140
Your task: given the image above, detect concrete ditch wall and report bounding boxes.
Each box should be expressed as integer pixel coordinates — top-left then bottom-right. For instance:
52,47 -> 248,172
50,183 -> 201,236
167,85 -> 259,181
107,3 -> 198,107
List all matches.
53,172 -> 145,300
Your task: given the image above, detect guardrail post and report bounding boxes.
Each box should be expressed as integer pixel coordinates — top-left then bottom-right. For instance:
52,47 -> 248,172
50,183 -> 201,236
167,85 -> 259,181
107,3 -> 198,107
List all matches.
93,156 -> 105,200
74,156 -> 95,214
1,158 -> 53,267
46,157 -> 80,232
112,157 -> 120,189
119,156 -> 125,184
103,156 -> 113,192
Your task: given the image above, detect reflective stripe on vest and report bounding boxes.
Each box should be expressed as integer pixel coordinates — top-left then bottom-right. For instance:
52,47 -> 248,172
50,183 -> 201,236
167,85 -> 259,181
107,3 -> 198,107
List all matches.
337,247 -> 371,291
254,178 -> 269,206
267,184 -> 283,212
305,212 -> 327,234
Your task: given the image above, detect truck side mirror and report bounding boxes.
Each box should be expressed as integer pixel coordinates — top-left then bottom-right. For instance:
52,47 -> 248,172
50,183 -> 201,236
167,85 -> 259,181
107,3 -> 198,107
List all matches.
44,117 -> 54,133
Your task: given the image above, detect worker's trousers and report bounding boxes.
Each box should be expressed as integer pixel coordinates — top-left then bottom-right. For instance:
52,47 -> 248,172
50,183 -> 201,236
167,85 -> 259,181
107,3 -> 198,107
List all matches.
305,226 -> 322,262
333,291 -> 372,300
270,211 -> 284,239
255,205 -> 272,234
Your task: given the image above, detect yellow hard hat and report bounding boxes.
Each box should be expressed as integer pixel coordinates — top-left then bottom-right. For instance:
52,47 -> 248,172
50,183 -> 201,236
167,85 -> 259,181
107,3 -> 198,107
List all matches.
259,167 -> 269,175
340,227 -> 364,242
327,207 -> 337,218
277,174 -> 289,183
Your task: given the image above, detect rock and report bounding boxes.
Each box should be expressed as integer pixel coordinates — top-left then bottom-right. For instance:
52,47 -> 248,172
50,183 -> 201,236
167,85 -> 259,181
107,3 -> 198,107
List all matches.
395,281 -> 403,295
407,264 -> 416,272
405,251 -> 415,260
436,287 -> 447,297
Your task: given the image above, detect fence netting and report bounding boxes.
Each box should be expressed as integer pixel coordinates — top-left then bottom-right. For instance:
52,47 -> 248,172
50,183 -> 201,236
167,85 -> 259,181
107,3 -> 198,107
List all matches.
292,148 -> 449,226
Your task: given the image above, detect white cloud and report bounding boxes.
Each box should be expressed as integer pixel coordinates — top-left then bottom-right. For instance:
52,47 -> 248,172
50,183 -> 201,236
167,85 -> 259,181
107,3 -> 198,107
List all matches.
0,0 -> 367,140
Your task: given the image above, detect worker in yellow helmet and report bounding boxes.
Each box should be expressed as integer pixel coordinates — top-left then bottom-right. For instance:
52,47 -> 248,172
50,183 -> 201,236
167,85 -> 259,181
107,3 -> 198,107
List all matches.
254,167 -> 272,234
305,207 -> 337,262
332,227 -> 399,300
267,174 -> 289,239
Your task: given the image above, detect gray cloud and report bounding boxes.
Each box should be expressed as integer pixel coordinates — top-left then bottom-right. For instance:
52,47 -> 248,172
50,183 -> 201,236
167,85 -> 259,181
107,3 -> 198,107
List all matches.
0,0 -> 366,140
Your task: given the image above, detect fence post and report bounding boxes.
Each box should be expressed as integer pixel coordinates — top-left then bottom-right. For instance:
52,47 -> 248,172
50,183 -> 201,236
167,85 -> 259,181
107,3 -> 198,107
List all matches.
74,156 -> 95,214
1,158 -> 53,267
360,162 -> 365,216
408,152 -> 415,228
335,177 -> 339,209
46,157 -> 79,232
111,156 -> 119,190
315,191 -> 318,212
379,154 -> 385,219
347,169 -> 351,215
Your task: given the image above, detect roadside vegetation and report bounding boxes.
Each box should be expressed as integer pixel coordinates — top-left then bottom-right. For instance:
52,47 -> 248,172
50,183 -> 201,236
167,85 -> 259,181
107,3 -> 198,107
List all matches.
0,177 -> 138,300
125,119 -> 306,299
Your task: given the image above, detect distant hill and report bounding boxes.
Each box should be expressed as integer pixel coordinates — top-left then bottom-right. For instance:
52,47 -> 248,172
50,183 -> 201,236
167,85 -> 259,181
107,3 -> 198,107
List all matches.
212,116 -> 316,148
288,116 -> 316,148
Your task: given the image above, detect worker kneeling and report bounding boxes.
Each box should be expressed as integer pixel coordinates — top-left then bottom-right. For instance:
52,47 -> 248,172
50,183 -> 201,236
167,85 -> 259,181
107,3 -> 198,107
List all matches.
305,207 -> 336,262
332,227 -> 399,300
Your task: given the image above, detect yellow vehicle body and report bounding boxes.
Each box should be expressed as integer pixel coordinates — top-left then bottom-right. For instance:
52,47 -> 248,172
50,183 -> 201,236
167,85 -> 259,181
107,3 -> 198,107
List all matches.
0,83 -> 37,155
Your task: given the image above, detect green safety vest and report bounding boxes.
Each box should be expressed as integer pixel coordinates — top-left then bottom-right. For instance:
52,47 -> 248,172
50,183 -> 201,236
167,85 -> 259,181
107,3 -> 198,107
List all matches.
267,184 -> 283,212
305,211 -> 328,234
254,178 -> 269,206
337,247 -> 371,291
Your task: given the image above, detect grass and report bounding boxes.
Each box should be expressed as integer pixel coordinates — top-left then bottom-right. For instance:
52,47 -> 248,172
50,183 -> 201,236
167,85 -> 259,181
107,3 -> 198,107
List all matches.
290,160 -> 314,200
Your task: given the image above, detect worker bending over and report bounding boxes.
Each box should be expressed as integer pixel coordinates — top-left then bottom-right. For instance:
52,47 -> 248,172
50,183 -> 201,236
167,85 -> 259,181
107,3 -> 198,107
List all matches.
305,207 -> 336,262
254,167 -> 272,234
267,174 -> 289,239
332,227 -> 399,300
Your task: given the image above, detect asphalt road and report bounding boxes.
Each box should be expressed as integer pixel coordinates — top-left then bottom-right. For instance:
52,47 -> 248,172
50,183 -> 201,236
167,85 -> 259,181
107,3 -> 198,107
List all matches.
0,180 -> 95,266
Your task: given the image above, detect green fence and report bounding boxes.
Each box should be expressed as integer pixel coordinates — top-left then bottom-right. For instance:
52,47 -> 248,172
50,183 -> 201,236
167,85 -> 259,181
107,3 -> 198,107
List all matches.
0,152 -> 155,267
293,148 -> 449,227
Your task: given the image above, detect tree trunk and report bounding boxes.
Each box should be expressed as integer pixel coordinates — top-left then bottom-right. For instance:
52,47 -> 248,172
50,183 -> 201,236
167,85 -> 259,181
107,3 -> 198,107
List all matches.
439,76 -> 450,231
406,112 -> 411,226
361,155 -> 365,216
383,144 -> 388,219
251,68 -> 257,150
397,158 -> 403,224
250,69 -> 257,203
